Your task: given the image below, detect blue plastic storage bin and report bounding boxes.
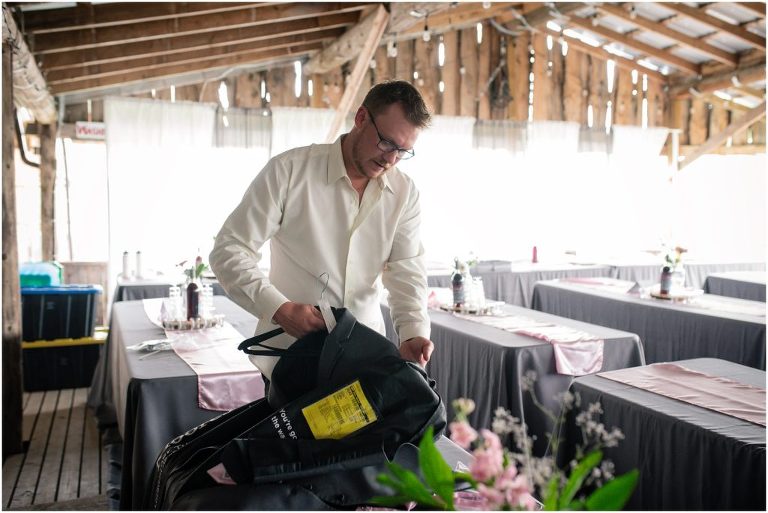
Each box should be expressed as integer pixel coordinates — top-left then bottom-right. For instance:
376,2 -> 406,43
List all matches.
21,285 -> 103,342
20,261 -> 63,287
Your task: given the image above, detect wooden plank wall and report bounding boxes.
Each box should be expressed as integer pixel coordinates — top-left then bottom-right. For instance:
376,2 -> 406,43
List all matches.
61,26 -> 768,151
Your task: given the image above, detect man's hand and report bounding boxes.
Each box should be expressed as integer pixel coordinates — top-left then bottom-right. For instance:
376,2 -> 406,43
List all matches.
399,337 -> 434,367
272,302 -> 326,338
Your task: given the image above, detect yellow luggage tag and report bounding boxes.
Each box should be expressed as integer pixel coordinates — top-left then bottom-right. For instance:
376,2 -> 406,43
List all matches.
302,380 -> 378,439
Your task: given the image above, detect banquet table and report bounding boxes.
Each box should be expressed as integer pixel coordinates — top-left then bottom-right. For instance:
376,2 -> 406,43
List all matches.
428,261 -> 613,308
109,297 -> 258,510
531,279 -> 766,369
560,358 -> 765,510
704,271 -> 766,302
606,259 -> 765,289
113,277 -> 225,302
108,297 -> 474,510
382,300 -> 645,456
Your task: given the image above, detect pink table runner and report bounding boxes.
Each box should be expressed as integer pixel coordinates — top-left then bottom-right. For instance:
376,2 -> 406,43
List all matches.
599,363 -> 766,426
142,299 -> 264,411
453,313 -> 604,376
560,277 -> 638,294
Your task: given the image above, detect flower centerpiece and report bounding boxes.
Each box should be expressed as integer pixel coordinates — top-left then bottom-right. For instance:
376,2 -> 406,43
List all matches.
177,255 -> 210,284
373,372 -> 638,510
663,245 -> 687,291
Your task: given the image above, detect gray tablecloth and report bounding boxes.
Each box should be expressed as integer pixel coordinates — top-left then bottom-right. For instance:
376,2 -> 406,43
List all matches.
428,262 -> 613,308
608,260 -> 765,289
532,280 -> 766,370
704,271 -> 767,302
113,279 -> 225,302
110,297 -> 258,510
382,303 -> 645,456
561,358 -> 765,510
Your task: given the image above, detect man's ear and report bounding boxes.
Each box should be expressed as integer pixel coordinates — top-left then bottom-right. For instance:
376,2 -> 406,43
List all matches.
353,106 -> 367,128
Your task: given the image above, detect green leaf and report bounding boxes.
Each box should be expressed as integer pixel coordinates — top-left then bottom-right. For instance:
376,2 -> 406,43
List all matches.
382,462 -> 444,508
542,475 -> 561,511
558,450 -> 603,509
453,471 -> 477,488
584,470 -> 639,511
418,426 -> 456,509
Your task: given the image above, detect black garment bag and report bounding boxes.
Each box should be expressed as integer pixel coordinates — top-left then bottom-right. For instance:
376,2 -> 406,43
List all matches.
145,307 -> 446,510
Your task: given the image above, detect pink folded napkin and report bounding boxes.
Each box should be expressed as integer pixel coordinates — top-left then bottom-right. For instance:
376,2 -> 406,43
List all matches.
514,326 -> 604,376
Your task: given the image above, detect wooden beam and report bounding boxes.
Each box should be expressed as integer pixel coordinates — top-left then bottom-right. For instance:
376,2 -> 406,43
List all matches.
400,2 -> 516,37
508,33 -> 530,121
567,15 -> 701,75
543,27 -> 668,84
388,2 -> 451,33
39,13 -> 359,71
669,61 -> 766,98
737,3 -> 766,18
732,85 -> 766,100
46,29 -> 343,84
2,37 -> 23,459
679,100 -> 766,169
681,143 -> 766,155
40,124 -> 57,261
595,4 -> 738,67
2,6 -> 56,124
325,4 -> 388,142
661,3 -> 766,51
496,2 -> 583,29
50,42 -> 324,95
31,3 -> 369,54
305,4 -> 387,75
22,2 -> 269,33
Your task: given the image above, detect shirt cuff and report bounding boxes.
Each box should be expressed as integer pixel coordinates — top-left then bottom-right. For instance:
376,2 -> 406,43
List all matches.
398,322 -> 431,343
258,286 -> 290,325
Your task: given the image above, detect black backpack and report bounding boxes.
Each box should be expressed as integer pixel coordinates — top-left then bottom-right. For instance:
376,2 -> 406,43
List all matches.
145,308 -> 447,510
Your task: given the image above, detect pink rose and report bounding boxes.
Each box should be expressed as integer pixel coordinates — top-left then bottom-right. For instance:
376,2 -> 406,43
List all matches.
449,421 -> 478,449
479,429 -> 502,451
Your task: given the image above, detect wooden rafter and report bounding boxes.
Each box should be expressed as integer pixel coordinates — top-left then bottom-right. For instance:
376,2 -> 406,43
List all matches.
495,2 -> 583,29
670,60 -> 766,98
567,15 -> 701,74
679,100 -> 766,170
543,27 -> 667,83
388,3 -> 451,33
661,3 -> 766,51
19,2 -> 270,33
325,4 -> 389,142
38,13 -> 359,71
45,28 -> 343,84
50,41 -> 323,95
30,3 -> 369,54
304,3 -> 387,74
399,2 -> 516,38
595,4 -> 738,67
736,2 -> 766,18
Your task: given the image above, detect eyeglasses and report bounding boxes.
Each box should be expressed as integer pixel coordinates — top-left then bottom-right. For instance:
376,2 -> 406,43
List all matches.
366,108 -> 415,160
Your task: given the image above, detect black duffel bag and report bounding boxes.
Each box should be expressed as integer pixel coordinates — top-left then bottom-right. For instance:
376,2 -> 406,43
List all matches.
145,307 -> 446,510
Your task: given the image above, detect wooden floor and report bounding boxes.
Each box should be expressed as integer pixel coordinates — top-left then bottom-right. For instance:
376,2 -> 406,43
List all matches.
2,388 -> 108,509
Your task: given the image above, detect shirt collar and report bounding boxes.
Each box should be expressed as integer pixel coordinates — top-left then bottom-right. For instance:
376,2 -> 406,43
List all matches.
328,135 -> 394,194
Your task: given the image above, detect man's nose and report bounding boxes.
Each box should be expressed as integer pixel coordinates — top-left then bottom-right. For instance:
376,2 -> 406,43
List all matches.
382,150 -> 399,165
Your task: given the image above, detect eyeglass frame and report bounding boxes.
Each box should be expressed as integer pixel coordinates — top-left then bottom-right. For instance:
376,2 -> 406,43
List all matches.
364,107 -> 416,160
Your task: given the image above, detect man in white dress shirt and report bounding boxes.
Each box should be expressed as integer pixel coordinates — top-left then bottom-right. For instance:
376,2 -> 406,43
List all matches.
210,81 -> 434,381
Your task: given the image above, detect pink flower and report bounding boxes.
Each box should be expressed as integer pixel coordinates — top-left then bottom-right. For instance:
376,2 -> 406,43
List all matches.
477,483 -> 505,510
479,429 -> 501,451
470,447 -> 503,482
502,475 -> 532,507
195,255 -> 203,266
449,421 -> 477,449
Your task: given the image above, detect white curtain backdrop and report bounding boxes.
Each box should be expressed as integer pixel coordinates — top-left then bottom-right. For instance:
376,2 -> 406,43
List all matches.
270,107 -> 336,155
104,97 -> 270,287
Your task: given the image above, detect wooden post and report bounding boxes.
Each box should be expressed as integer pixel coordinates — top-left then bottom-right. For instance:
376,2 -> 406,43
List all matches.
689,98 -> 709,145
414,37 -> 438,116
395,39 -> 414,83
508,33 -> 530,122
459,27 -> 478,118
477,22 -> 491,120
441,30 -> 459,116
310,73 -> 326,108
40,123 -> 57,261
3,37 -> 24,458
563,47 -> 586,124
614,67 -> 635,125
532,33 -> 553,121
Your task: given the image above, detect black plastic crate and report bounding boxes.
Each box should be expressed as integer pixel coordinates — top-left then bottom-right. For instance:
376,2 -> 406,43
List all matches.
22,338 -> 103,391
21,285 -> 103,342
